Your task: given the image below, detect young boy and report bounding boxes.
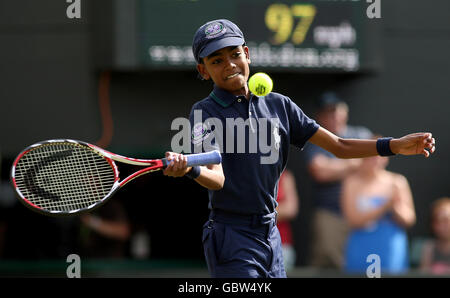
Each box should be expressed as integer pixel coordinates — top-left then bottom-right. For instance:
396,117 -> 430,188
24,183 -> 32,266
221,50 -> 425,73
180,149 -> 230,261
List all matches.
163,19 -> 435,278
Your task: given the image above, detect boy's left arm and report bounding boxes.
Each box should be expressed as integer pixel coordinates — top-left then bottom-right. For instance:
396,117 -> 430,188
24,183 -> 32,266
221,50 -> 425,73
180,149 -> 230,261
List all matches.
309,127 -> 435,159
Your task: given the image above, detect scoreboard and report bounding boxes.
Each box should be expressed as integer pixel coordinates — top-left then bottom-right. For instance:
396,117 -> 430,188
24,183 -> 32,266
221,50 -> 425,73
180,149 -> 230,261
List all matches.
95,0 -> 379,73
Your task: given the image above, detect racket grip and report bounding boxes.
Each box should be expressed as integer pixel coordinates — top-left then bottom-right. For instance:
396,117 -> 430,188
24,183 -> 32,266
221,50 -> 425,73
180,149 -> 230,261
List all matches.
186,150 -> 222,167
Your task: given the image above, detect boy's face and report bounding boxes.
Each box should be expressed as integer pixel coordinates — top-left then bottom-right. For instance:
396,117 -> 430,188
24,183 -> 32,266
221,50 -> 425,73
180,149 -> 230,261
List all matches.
197,45 -> 251,97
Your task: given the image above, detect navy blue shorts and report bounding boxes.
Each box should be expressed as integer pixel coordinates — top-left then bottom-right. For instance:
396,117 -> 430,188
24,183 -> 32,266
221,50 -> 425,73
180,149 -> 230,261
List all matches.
202,210 -> 287,278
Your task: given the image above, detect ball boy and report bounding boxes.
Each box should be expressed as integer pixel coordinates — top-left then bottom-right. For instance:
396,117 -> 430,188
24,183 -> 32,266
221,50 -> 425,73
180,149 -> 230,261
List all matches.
163,19 -> 435,278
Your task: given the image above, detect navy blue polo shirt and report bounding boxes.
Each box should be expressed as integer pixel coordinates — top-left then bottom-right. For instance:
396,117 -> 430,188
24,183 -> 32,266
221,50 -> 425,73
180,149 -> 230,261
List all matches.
189,85 -> 319,215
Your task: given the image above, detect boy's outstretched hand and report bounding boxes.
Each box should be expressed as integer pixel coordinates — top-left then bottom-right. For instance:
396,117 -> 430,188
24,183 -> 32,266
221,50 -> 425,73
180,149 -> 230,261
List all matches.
391,133 -> 436,158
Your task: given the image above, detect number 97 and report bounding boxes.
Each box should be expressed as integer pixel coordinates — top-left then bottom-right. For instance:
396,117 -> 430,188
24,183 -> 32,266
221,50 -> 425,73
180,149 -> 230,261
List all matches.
265,3 -> 316,45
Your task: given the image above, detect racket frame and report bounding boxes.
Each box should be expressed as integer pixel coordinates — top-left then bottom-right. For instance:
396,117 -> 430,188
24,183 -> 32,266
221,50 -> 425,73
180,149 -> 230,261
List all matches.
11,139 -> 175,216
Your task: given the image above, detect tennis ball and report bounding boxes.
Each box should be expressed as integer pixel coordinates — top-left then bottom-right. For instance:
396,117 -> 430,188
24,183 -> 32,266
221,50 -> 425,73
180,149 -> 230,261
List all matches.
248,72 -> 273,97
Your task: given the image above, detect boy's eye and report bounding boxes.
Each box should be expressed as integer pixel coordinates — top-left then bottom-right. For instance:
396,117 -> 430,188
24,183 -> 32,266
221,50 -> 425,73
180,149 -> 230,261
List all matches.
233,52 -> 241,57
212,59 -> 221,64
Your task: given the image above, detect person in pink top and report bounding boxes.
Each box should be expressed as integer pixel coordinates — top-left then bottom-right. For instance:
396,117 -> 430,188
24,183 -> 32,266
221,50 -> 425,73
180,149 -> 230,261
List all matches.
420,197 -> 450,275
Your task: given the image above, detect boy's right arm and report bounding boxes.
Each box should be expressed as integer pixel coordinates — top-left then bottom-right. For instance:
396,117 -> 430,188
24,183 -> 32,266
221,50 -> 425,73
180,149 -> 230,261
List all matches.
193,163 -> 225,190
162,152 -> 225,190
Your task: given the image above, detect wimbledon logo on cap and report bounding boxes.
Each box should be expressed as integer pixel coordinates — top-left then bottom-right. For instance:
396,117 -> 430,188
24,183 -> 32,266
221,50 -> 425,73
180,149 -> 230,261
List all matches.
205,22 -> 227,39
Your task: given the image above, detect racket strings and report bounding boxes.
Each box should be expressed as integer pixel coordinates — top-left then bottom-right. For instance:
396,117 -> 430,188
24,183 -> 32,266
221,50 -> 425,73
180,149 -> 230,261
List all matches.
14,143 -> 116,213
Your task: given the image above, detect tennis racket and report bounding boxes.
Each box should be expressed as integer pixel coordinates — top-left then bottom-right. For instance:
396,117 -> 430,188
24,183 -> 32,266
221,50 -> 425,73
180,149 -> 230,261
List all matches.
10,139 -> 221,216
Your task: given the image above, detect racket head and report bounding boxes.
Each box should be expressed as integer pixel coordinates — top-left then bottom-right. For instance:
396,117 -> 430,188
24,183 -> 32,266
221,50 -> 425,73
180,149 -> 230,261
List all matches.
10,139 -> 120,216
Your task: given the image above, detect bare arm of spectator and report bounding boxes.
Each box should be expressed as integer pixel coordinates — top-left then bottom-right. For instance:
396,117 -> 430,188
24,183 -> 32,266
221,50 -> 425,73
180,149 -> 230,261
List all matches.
391,174 -> 416,228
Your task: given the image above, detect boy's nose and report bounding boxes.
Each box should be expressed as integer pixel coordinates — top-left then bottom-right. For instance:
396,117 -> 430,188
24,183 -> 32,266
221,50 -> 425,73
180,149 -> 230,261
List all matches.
224,58 -> 236,69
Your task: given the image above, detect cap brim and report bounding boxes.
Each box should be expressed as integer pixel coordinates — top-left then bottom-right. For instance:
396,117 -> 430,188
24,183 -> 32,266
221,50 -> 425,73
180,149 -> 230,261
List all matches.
199,37 -> 245,59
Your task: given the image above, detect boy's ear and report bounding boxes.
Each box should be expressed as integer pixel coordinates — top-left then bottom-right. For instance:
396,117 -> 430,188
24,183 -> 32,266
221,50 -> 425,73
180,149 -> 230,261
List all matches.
196,63 -> 210,80
243,46 -> 251,64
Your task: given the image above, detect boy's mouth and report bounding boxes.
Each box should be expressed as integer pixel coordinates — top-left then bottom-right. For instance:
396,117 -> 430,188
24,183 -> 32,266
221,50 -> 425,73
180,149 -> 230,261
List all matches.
225,72 -> 241,80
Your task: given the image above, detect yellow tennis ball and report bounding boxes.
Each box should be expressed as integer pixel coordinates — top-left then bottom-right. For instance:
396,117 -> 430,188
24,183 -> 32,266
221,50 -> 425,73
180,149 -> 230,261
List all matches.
248,72 -> 273,97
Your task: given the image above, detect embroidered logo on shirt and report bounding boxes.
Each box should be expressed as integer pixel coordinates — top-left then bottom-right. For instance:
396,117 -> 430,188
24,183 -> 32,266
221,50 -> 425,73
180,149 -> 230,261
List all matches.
273,124 -> 281,151
192,123 -> 211,145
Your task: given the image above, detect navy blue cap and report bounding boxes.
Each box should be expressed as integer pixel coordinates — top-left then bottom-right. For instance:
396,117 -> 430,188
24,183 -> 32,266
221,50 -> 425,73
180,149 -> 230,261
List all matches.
316,91 -> 346,110
192,19 -> 245,64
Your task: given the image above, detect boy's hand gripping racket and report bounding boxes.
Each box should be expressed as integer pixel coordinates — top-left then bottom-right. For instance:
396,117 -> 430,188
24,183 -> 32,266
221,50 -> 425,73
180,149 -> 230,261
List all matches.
10,139 -> 221,216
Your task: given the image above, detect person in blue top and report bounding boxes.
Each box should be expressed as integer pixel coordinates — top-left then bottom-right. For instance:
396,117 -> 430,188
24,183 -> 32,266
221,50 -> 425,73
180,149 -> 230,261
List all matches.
340,139 -> 416,275
162,19 -> 436,278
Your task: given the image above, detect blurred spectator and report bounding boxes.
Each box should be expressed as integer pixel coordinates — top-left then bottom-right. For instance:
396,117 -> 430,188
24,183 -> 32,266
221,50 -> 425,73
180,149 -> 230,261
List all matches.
341,151 -> 416,274
303,92 -> 372,269
420,197 -> 450,275
130,225 -> 151,259
276,169 -> 300,271
79,198 -> 131,258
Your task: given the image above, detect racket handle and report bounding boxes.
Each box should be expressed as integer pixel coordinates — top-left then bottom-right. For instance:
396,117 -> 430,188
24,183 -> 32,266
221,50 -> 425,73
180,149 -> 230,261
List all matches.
186,150 -> 222,167
162,151 -> 221,168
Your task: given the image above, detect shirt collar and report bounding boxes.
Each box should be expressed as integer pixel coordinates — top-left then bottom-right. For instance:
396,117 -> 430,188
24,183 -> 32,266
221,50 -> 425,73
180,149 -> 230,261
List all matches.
209,85 -> 259,108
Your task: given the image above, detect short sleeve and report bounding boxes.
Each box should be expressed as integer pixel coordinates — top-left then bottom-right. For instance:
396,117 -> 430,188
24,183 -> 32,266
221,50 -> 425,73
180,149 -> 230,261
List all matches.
287,98 -> 320,149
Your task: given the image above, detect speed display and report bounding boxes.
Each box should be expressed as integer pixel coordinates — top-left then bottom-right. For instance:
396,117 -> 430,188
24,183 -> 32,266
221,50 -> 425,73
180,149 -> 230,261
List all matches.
100,0 -> 375,72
